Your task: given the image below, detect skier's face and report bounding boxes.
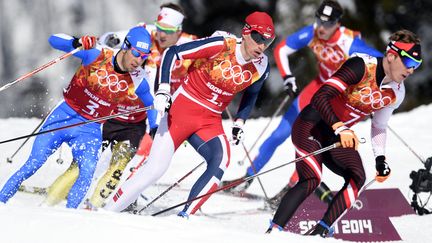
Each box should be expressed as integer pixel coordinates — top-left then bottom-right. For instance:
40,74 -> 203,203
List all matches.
316,20 -> 340,41
385,52 -> 415,83
121,49 -> 146,72
242,33 -> 269,60
155,22 -> 181,49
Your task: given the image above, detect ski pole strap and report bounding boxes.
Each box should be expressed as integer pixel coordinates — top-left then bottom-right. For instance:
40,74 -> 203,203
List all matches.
0,105 -> 154,145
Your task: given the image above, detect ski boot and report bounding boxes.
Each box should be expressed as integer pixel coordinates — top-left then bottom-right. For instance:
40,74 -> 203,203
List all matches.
309,220 -> 334,237
265,220 -> 284,233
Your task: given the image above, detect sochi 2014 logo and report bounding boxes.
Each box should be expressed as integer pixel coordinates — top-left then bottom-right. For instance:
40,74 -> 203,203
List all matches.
218,60 -> 252,85
359,87 -> 391,109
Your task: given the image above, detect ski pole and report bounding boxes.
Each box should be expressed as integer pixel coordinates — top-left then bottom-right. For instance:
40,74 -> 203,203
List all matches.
225,108 -> 270,200
0,105 -> 153,145
0,48 -> 81,92
387,125 -> 425,164
152,142 -> 341,216
333,178 -> 376,224
136,161 -> 205,214
237,95 -> 290,165
240,142 -> 270,200
6,115 -> 47,163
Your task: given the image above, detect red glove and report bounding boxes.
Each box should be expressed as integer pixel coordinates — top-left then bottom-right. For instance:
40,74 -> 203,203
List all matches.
79,35 -> 97,50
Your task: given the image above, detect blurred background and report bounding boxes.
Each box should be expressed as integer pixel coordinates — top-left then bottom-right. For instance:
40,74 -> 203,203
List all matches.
0,0 -> 430,118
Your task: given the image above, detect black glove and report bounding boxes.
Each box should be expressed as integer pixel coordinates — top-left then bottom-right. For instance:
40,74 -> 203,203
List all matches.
283,75 -> 298,97
105,33 -> 121,48
375,155 -> 391,182
149,127 -> 158,139
231,120 -> 244,146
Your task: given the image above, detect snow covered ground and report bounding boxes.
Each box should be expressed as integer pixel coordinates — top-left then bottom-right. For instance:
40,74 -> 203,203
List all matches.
0,104 -> 431,243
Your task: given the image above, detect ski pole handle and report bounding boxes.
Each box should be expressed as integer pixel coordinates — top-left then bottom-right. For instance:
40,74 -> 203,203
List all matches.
0,48 -> 81,92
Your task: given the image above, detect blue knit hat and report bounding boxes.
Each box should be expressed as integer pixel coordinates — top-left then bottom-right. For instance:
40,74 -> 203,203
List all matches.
122,26 -> 152,54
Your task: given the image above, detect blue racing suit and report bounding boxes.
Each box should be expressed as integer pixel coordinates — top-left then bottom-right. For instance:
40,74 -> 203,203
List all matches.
0,33 -> 156,208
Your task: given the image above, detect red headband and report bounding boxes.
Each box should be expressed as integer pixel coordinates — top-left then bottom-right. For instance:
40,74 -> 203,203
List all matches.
387,41 -> 415,55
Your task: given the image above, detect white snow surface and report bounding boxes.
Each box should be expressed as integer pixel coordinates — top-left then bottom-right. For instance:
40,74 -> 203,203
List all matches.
1,104 -> 432,243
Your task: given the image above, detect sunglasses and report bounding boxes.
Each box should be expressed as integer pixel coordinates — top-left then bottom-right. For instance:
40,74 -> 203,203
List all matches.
130,46 -> 150,60
399,50 -> 422,70
250,31 -> 274,46
315,17 -> 338,28
389,43 -> 422,70
124,38 -> 150,60
155,22 -> 179,34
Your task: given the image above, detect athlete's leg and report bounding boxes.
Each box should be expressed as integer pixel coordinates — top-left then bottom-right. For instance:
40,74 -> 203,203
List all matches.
249,79 -> 322,176
0,103 -> 70,203
247,99 -> 300,175
65,123 -> 102,208
311,148 -> 365,234
0,132 -> 63,203
44,161 -> 79,206
124,133 -> 153,180
135,133 -> 153,157
45,144 -> 112,206
271,118 -> 323,228
104,92 -> 213,212
266,170 -> 299,208
180,134 -> 230,215
103,115 -> 177,212
89,141 -> 135,207
89,119 -> 148,207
